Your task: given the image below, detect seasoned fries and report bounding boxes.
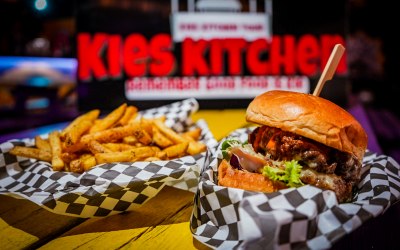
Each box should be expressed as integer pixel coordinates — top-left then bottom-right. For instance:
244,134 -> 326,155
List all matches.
153,120 -> 187,144
152,127 -> 173,148
182,127 -> 202,141
95,146 -> 156,164
187,141 -> 207,156
9,146 -> 51,162
163,142 -> 189,158
103,143 -> 136,152
61,109 -> 99,140
35,136 -> 51,152
8,103 -> 207,173
65,120 -> 93,146
118,106 -> 138,126
49,131 -> 64,171
88,140 -> 113,154
70,154 -> 97,173
89,103 -> 127,133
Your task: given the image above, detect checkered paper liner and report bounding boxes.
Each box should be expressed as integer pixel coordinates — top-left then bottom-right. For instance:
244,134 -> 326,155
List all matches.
190,127 -> 400,249
0,98 -> 218,218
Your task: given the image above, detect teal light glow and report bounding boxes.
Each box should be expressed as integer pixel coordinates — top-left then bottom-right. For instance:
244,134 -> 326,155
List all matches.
34,0 -> 47,11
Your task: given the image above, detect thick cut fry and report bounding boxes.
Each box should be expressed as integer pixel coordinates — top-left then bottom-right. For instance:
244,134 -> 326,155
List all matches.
162,142 -> 189,159
89,103 -> 127,133
118,106 -> 138,126
181,134 -> 194,142
139,118 -> 154,137
70,154 -> 97,173
88,140 -> 112,154
35,136 -> 51,152
150,146 -> 161,152
61,152 -> 79,164
60,109 -> 100,139
103,143 -> 135,152
187,141 -> 207,155
82,155 -> 97,171
125,119 -> 152,144
153,120 -> 187,144
63,141 -> 87,153
182,127 -> 202,141
152,127 -> 173,148
64,120 -> 93,146
49,131 -> 64,171
95,146 -> 155,164
9,146 -> 51,162
69,158 -> 84,173
132,127 -> 152,145
82,125 -> 136,144
122,136 -> 138,145
156,151 -> 167,160
95,152 -> 129,164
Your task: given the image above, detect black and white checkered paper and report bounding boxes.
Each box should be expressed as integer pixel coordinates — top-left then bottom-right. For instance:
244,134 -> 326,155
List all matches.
0,98 -> 218,218
190,128 -> 400,249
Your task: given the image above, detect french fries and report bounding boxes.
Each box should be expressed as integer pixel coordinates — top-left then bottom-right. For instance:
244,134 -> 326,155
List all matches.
81,124 -> 150,144
153,120 -> 186,144
89,103 -> 127,133
118,106 -> 138,126
103,143 -> 136,152
65,120 -> 93,146
49,131 -> 64,171
95,146 -> 156,164
8,103 -> 207,173
61,109 -> 100,140
35,136 -> 51,152
182,127 -> 202,141
87,140 -> 113,154
163,142 -> 189,158
152,127 -> 173,148
9,146 -> 51,162
70,154 -> 97,173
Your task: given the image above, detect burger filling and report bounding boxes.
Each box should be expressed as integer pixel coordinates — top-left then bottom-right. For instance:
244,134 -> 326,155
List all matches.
249,126 -> 362,183
222,125 -> 362,202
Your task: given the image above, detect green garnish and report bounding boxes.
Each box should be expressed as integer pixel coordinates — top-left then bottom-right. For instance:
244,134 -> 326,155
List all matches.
221,139 -> 242,159
262,160 -> 304,188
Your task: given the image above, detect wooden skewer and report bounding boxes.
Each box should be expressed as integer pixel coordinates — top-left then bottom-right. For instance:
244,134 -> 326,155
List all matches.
313,44 -> 345,96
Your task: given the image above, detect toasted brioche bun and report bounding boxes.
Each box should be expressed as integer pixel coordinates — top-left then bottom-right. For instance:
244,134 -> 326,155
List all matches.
246,90 -> 368,161
218,159 -> 286,193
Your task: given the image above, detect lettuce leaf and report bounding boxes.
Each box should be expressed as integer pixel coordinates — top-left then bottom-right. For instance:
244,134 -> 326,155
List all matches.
262,160 -> 304,188
221,139 -> 242,160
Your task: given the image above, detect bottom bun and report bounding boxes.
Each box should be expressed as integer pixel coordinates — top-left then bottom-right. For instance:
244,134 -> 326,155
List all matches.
218,159 -> 286,193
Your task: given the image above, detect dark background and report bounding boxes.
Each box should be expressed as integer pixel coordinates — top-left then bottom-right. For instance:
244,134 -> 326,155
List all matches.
0,0 -> 399,161
76,0 -> 348,111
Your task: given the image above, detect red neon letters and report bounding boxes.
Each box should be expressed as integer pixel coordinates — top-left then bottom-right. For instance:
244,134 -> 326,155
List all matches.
77,32 -> 346,81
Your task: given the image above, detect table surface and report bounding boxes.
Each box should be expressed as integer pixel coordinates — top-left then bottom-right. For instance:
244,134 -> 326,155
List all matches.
1,110 -> 400,250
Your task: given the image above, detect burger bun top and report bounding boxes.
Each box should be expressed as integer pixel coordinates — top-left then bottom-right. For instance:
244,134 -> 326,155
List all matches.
246,90 -> 368,160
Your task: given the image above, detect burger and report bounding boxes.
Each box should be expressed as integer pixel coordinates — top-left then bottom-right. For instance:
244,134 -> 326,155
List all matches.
218,90 -> 368,203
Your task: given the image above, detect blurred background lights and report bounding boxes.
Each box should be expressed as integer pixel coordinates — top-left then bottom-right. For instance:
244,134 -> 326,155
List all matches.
34,0 -> 48,11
